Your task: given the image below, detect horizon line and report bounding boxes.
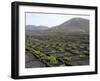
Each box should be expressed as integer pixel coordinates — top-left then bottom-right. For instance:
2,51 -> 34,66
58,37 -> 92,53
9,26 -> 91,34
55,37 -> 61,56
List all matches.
25,17 -> 89,28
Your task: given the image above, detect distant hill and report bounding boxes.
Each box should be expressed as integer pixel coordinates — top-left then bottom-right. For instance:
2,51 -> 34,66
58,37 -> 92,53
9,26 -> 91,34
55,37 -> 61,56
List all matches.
25,18 -> 89,35
48,18 -> 89,34
25,25 -> 48,31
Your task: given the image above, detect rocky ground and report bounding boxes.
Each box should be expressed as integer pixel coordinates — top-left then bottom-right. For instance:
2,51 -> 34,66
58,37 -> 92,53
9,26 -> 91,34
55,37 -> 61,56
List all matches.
25,51 -> 89,68
25,51 -> 46,68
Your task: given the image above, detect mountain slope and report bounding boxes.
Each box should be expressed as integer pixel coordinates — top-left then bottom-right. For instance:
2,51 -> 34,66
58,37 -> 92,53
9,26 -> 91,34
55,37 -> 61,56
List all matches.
26,18 -> 89,36
48,18 -> 89,33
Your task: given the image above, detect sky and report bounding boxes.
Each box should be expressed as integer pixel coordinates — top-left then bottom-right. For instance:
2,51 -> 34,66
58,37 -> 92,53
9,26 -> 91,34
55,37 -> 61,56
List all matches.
25,12 -> 89,28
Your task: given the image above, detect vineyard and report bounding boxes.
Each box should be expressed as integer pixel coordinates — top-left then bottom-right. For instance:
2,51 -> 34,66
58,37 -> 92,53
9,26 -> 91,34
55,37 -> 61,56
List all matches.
25,34 -> 89,68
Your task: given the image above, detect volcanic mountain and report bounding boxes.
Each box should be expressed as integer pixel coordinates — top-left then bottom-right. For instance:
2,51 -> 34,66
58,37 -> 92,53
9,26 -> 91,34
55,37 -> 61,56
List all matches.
26,18 -> 89,35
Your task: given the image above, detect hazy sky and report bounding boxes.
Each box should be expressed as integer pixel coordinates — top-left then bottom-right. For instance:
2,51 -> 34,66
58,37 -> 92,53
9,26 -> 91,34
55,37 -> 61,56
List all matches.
26,12 -> 89,28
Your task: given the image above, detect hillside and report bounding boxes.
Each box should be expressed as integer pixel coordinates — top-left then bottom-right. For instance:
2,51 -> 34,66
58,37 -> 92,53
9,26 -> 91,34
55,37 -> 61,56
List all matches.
26,17 -> 89,36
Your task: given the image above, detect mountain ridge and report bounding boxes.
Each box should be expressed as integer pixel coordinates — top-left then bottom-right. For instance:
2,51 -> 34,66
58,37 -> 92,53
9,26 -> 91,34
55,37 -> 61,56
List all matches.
26,17 -> 89,35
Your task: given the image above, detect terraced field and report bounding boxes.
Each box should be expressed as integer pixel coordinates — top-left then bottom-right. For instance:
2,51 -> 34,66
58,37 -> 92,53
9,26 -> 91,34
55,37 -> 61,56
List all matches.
25,34 -> 89,68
